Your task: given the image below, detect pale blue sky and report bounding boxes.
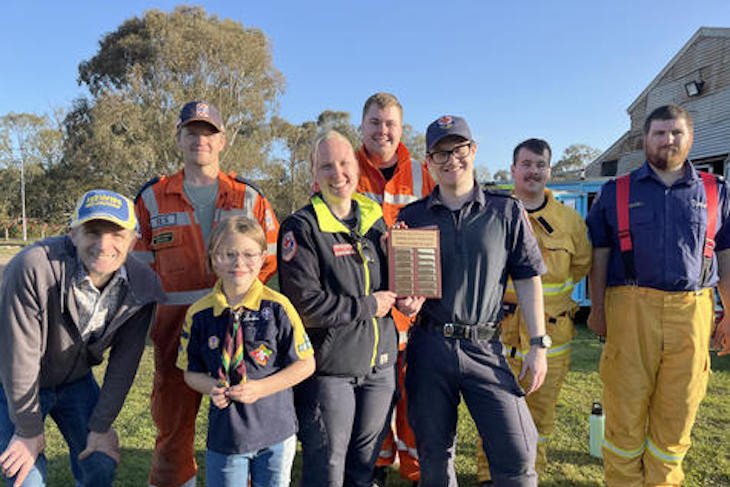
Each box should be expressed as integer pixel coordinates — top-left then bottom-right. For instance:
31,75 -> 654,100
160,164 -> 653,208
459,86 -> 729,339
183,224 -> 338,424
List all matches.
2,1 -> 729,173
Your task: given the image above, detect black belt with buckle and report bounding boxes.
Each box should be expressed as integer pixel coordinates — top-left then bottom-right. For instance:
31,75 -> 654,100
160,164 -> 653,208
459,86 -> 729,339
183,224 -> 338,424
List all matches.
417,316 -> 500,341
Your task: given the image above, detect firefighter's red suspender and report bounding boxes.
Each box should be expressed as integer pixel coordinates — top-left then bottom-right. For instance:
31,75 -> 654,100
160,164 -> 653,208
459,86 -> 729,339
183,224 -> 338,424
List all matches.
615,171 -> 718,282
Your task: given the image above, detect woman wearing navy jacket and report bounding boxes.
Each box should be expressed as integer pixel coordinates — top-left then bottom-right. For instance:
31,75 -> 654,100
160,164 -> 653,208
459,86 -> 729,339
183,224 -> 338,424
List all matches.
277,130 -> 398,487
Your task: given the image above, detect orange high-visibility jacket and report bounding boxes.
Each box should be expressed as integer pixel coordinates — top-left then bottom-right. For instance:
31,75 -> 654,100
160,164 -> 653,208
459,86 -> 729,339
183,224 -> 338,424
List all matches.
356,143 -> 436,345
133,170 -> 279,306
356,143 -> 436,227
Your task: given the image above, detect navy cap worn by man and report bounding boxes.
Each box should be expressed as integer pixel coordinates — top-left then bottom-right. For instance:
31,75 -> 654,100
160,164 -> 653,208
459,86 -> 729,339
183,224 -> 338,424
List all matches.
0,190 -> 163,486
176,100 -> 225,133
397,115 -> 548,486
136,99 -> 281,487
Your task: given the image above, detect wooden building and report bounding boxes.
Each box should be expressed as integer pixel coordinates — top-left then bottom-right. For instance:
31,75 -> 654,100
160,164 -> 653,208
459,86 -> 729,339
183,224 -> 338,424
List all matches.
585,27 -> 730,178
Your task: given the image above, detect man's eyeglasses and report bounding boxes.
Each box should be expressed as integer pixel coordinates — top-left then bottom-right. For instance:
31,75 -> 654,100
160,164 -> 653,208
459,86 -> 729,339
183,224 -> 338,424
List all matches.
213,250 -> 264,265
428,142 -> 472,165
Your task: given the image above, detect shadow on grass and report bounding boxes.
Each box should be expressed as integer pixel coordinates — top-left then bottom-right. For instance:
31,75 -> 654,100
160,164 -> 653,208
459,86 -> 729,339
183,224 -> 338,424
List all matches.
44,448 -> 208,486
550,448 -> 603,468
570,324 -> 603,374
711,353 -> 730,372
540,480 -> 602,487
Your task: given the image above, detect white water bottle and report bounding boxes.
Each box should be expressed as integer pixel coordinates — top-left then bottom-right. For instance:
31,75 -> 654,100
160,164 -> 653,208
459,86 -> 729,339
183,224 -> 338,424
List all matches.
589,401 -> 604,458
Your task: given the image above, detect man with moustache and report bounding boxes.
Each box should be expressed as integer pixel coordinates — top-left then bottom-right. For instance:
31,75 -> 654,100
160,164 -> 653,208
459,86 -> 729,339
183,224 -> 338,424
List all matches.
134,100 -> 279,487
355,92 -> 435,486
476,138 -> 592,484
397,116 -> 548,486
587,104 -> 730,486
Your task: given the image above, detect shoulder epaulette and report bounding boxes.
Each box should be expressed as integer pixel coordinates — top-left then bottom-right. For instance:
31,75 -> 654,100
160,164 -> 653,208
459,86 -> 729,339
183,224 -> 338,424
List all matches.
234,175 -> 266,197
135,176 -> 161,203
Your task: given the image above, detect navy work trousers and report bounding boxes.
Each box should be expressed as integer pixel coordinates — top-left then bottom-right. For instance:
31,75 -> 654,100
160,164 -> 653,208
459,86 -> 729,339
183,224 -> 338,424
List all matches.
294,367 -> 395,487
405,325 -> 538,487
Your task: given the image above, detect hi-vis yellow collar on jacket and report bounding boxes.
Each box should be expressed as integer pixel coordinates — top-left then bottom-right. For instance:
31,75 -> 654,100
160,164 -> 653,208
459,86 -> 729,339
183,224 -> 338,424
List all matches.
311,193 -> 383,235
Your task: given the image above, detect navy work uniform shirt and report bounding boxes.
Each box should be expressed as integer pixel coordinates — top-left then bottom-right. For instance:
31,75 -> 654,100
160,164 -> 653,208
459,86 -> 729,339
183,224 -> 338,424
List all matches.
587,161 -> 730,291
397,184 -> 546,325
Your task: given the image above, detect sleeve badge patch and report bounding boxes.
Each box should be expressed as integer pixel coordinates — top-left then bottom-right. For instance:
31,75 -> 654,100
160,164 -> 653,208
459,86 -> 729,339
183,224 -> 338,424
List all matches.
297,333 -> 313,354
281,230 -> 297,262
250,344 -> 273,366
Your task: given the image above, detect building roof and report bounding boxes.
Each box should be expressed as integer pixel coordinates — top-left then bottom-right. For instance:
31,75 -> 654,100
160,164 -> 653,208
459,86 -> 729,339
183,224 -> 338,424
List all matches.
628,27 -> 730,113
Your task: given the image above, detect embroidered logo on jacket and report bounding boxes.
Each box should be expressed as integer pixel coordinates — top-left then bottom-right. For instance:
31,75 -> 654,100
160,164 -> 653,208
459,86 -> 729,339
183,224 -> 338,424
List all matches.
281,231 -> 297,262
332,243 -> 356,257
250,344 -> 273,365
208,336 -> 220,349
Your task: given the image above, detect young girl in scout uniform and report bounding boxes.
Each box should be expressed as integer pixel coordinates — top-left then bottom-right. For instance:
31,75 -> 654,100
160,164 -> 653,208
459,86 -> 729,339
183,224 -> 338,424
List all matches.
177,216 -> 314,487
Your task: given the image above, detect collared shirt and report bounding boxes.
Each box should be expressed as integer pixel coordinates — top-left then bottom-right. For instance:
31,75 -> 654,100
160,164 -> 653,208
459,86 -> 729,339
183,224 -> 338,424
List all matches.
72,264 -> 128,341
587,161 -> 730,291
177,278 -> 313,454
397,183 -> 546,325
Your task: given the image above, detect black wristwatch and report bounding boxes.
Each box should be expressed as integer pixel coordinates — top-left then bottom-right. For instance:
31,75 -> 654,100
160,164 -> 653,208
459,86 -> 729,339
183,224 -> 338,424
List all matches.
529,335 -> 552,349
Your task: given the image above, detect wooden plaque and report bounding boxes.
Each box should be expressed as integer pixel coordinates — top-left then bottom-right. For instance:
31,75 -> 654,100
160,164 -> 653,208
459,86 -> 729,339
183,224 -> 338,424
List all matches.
387,227 -> 442,298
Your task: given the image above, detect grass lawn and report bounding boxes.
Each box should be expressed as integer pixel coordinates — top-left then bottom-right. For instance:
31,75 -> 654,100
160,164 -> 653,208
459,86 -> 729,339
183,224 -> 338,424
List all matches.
34,324 -> 729,486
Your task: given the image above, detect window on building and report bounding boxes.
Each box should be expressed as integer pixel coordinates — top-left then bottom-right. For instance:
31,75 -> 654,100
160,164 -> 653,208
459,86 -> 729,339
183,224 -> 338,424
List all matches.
601,160 -> 618,177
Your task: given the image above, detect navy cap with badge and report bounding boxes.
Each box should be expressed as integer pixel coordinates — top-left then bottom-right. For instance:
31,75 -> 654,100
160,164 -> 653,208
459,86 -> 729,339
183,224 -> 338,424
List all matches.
426,115 -> 473,153
177,100 -> 225,133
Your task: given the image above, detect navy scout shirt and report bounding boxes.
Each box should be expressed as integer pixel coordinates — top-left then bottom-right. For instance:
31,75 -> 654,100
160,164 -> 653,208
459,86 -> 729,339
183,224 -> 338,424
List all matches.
397,184 -> 546,326
587,161 -> 730,291
177,278 -> 313,455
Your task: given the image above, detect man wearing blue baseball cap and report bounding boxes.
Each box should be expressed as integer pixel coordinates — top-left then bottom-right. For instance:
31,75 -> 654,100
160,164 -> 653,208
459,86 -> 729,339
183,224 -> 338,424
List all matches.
0,190 -> 163,486
396,116 -> 548,486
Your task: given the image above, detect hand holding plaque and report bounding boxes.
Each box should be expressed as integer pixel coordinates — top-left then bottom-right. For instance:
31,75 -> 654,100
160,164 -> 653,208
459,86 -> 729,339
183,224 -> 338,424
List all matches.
387,227 -> 442,298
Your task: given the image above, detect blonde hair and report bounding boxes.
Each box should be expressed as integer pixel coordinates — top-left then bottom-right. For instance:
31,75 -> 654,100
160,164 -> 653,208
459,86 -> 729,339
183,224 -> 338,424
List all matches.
309,129 -> 357,178
207,216 -> 266,269
362,92 -> 403,121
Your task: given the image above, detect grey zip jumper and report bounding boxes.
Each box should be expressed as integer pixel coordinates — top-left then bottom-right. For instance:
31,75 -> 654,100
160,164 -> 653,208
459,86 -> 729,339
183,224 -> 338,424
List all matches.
0,235 -> 164,437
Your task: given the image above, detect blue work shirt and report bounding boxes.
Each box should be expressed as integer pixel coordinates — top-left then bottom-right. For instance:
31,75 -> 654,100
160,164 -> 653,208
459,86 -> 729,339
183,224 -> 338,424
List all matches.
587,161 -> 730,291
397,184 -> 546,325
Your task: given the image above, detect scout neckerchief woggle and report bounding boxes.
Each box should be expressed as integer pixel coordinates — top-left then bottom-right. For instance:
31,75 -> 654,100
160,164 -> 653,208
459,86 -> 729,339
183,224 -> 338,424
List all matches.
219,308 -> 247,387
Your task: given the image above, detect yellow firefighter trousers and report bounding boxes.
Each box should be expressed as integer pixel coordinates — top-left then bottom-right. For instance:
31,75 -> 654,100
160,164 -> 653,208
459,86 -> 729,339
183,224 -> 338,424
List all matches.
476,313 -> 574,482
601,286 -> 713,487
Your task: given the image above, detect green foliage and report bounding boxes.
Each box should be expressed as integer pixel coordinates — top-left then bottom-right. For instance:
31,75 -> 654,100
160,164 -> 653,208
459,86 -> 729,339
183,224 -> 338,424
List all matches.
266,117 -> 318,216
0,112 -> 65,225
493,168 -> 511,182
401,123 -> 426,163
265,110 -> 429,219
553,144 -> 602,174
63,5 -> 284,200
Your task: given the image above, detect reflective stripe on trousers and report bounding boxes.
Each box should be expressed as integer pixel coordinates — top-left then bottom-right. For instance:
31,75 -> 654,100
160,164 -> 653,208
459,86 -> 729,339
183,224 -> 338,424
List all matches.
600,286 -> 712,487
